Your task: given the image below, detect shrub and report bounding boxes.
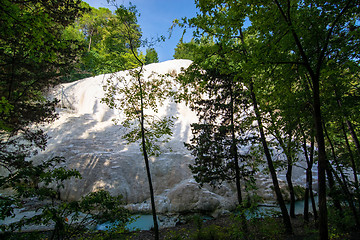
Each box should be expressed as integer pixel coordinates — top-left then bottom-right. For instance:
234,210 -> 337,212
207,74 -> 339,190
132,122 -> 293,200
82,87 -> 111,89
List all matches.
1,156 -> 132,240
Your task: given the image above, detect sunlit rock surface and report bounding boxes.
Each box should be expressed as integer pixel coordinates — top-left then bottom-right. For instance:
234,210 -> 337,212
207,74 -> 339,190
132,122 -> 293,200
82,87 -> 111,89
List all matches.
32,59 -> 315,215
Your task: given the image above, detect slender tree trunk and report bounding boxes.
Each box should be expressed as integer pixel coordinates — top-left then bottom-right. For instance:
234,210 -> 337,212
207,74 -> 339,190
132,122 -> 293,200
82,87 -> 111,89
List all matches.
341,121 -> 360,213
310,187 -> 318,220
142,136 -> 160,240
324,159 -> 343,217
88,30 -> 93,52
346,120 -> 360,157
321,124 -> 343,216
302,132 -> 318,221
229,81 -> 248,239
301,128 -> 310,222
324,124 -> 360,227
308,137 -> 318,220
234,153 -> 242,206
88,36 -> 92,52
304,174 -> 310,221
312,76 -> 328,240
115,10 -> 160,239
285,131 -> 296,219
286,160 -> 296,218
230,85 -> 242,206
137,65 -> 159,240
335,92 -> 360,188
249,82 -> 293,234
269,112 -> 296,218
299,121 -> 312,222
341,121 -> 359,191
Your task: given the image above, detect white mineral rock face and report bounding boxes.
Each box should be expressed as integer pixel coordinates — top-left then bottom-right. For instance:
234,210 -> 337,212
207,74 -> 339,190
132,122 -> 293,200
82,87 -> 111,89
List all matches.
31,59 -> 314,215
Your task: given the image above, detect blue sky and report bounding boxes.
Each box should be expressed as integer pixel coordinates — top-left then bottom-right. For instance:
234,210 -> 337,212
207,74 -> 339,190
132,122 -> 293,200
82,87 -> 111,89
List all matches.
83,0 -> 198,62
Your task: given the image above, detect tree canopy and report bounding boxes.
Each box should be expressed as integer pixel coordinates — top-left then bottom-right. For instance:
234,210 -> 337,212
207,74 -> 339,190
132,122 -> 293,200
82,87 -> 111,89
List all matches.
1,0 -> 360,239
0,0 -> 85,163
177,0 -> 360,238
145,48 -> 159,64
61,1 -> 145,80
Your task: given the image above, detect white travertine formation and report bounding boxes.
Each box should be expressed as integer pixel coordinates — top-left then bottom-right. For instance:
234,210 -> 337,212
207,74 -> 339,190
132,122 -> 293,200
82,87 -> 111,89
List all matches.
32,59 -> 315,215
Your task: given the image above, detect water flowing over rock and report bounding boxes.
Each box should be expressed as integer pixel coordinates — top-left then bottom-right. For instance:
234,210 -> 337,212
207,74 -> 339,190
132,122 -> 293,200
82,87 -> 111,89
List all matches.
31,59 -> 313,216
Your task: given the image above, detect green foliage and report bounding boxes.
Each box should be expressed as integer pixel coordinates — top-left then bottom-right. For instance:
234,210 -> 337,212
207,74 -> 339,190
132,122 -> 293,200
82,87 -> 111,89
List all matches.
0,0 -> 85,183
177,33 -> 257,210
145,48 -> 159,64
61,1 -> 144,80
164,223 -> 237,240
1,179 -> 132,239
0,157 -> 80,230
102,68 -> 176,156
0,2 -> 132,239
177,0 -> 360,238
101,4 -> 167,239
190,224 -> 230,240
327,206 -> 357,237
255,217 -> 285,240
0,0 -> 85,130
173,37 -> 218,62
0,1 -> 85,233
293,185 -> 306,200
0,97 -> 13,131
164,209 -> 286,240
173,39 -> 198,61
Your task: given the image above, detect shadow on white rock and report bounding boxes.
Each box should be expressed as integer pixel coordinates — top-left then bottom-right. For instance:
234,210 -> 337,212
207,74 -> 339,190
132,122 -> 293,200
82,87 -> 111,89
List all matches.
27,60 -> 319,216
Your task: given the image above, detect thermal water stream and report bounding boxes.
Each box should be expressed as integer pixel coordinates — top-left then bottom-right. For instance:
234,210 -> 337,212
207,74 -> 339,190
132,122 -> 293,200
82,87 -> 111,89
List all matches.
96,197 -> 319,231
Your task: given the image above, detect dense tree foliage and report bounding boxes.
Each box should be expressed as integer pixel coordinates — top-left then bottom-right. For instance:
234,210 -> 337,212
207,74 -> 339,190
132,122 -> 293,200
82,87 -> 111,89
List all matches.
0,1 -> 133,236
0,0 -> 84,187
173,39 -> 199,60
177,41 -> 256,205
0,0 -> 82,231
145,48 -> 159,64
61,1 -> 144,81
176,0 -> 360,238
2,0 -> 360,239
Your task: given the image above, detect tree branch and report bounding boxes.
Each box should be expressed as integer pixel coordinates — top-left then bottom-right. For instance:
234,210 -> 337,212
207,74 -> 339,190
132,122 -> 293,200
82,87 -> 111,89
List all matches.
316,0 -> 354,77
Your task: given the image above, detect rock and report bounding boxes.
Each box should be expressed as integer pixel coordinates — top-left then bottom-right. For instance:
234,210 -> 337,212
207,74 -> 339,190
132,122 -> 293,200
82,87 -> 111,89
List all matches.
24,59 -> 317,215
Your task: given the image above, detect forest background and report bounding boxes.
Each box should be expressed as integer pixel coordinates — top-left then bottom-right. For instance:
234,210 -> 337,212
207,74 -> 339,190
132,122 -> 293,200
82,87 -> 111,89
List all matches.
1,0 -> 360,240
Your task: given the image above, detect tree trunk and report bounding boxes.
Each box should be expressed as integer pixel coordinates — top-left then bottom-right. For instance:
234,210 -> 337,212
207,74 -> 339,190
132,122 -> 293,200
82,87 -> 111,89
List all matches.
88,29 -> 93,52
335,92 -> 360,189
324,124 -> 359,227
230,82 -> 248,239
329,164 -> 360,227
341,121 -> 359,190
269,111 -> 296,218
286,160 -> 296,218
304,171 -> 310,222
308,138 -> 318,220
341,121 -> 360,212
137,65 -> 159,240
304,138 -> 318,221
312,76 -> 328,240
310,187 -> 318,220
118,11 -> 160,239
346,120 -> 360,158
142,138 -> 160,240
230,85 -> 242,206
302,131 -> 309,222
88,36 -> 92,52
249,82 -> 293,234
285,132 -> 296,219
299,121 -> 314,222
